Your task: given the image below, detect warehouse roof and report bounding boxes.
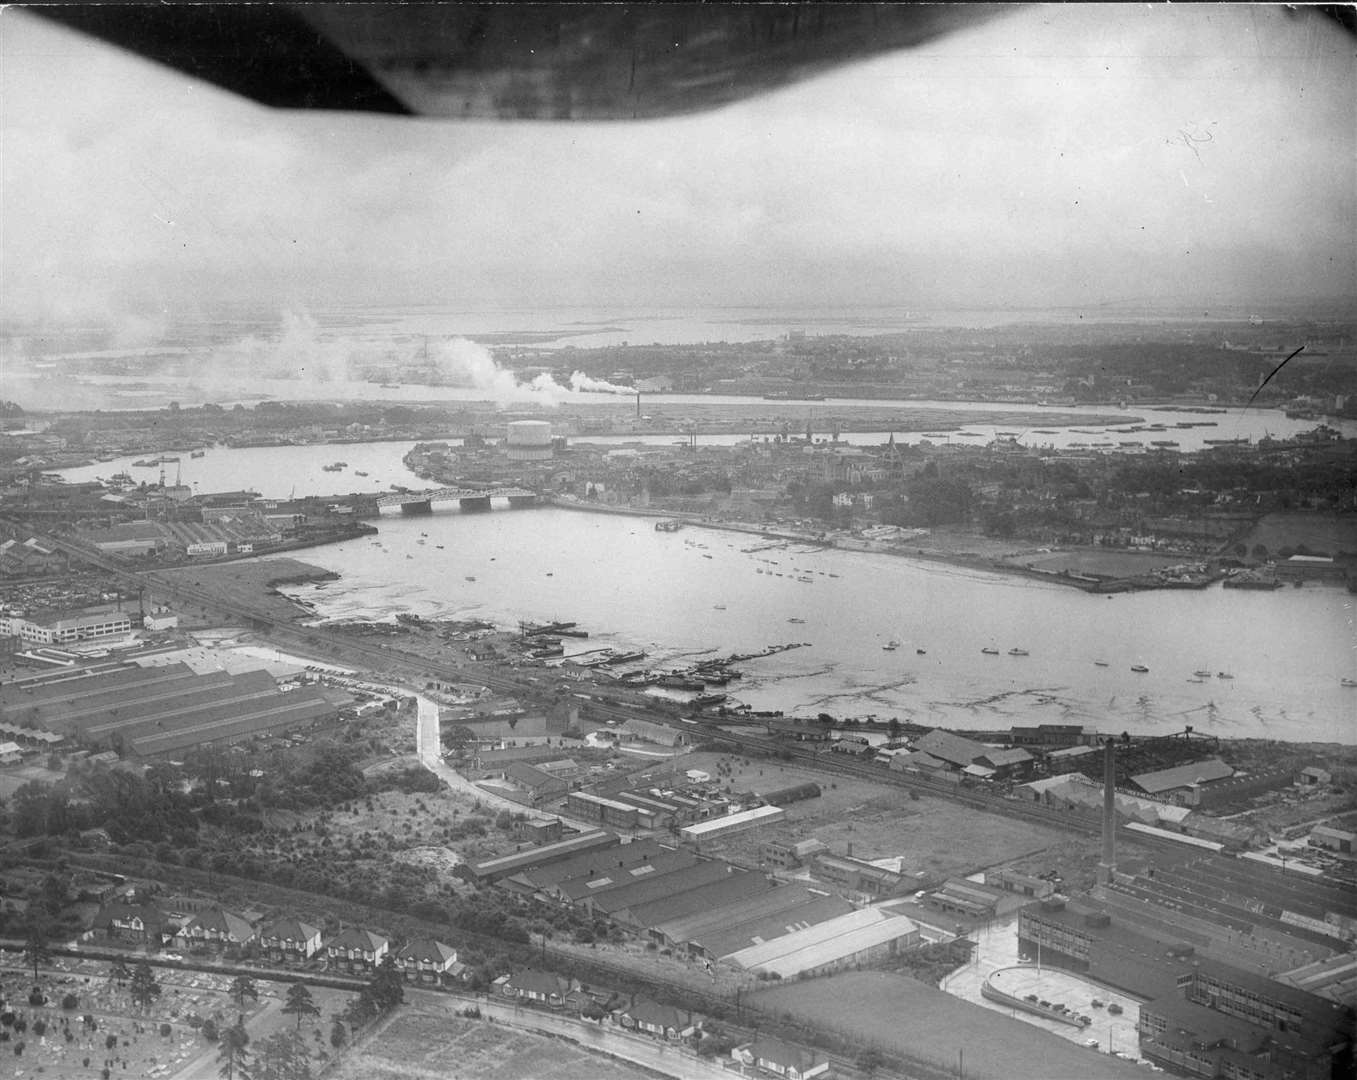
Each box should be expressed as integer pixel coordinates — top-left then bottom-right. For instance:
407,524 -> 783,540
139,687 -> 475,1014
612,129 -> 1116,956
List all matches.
556,849 -> 698,902
725,908 -> 919,978
913,729 -> 988,767
679,804 -> 783,839
1131,757 -> 1234,795
464,830 -> 619,880
502,839 -> 669,893
592,860 -> 736,917
625,867 -> 774,930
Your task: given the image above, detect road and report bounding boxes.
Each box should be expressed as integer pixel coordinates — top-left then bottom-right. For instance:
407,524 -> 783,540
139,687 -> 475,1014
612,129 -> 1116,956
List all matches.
414,693 -> 596,830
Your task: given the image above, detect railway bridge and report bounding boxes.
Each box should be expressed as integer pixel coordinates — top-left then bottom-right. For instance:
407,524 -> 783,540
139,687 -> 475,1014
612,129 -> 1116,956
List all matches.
376,487 -> 541,515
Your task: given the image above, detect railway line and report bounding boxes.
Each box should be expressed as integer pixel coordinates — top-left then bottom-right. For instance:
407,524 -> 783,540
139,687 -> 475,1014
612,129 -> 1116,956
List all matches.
24,531 -> 1235,864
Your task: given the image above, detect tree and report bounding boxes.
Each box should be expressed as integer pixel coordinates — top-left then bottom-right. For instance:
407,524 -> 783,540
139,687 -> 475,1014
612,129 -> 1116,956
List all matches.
281,983 -> 319,1030
109,958 -> 131,987
22,917 -> 50,982
367,956 -> 404,1013
128,962 -> 161,1012
328,1018 -> 346,1049
229,975 -> 259,1014
217,1018 -> 251,1080
340,991 -> 378,1031
254,1029 -> 311,1080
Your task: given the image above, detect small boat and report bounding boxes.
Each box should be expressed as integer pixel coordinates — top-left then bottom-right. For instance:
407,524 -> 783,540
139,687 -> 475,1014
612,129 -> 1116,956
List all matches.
354,470 -> 369,477
1341,678 -> 1357,688
1008,648 -> 1029,657
702,554 -> 713,560
1194,670 -> 1212,678
465,576 -> 476,582
883,641 -> 900,651
1093,660 -> 1110,667
1131,664 -> 1149,673
436,545 -> 444,550
982,648 -> 1000,656
787,617 -> 805,624
916,649 -> 926,655
190,450 -> 206,458
1217,672 -> 1234,679
713,604 -> 726,611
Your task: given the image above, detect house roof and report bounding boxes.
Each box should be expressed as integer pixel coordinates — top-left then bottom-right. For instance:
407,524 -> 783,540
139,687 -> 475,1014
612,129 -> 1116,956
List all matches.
327,927 -> 388,952
1131,757 -> 1234,795
396,936 -> 457,965
621,998 -> 691,1030
746,1035 -> 826,1071
183,906 -> 254,942
508,969 -> 570,995
260,916 -> 320,943
93,901 -> 168,930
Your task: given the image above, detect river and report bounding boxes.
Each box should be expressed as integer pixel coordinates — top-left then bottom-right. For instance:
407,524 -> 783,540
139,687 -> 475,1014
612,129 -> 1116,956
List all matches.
55,422 -> 1355,745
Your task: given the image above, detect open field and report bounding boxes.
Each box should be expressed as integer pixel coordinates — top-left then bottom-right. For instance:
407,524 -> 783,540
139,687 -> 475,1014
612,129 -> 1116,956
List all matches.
680,751 -> 1071,881
329,1008 -> 660,1080
1239,511 -> 1357,558
1002,548 -> 1196,577
154,558 -> 335,626
750,971 -> 1148,1080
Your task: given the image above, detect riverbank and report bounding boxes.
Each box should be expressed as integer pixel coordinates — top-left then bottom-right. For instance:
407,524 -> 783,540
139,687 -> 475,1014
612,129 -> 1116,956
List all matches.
545,495 -> 1218,594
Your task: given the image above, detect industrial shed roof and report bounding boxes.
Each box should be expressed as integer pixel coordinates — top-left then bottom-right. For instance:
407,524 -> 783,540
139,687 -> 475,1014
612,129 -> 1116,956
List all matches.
679,804 -> 784,839
725,908 -> 919,978
502,838 -> 668,893
1130,757 -> 1234,795
592,860 -> 736,917
625,866 -> 775,930
464,830 -> 619,880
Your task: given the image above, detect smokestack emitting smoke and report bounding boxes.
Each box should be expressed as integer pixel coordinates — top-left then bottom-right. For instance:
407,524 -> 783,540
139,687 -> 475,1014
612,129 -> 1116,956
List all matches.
1099,739 -> 1116,884
211,315 -> 634,404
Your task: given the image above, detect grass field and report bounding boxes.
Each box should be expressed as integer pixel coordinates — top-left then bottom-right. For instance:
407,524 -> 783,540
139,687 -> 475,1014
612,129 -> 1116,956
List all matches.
330,1009 -> 658,1080
679,751 -> 1071,882
1002,549 -> 1193,577
750,971 -> 1147,1080
1239,511 -> 1357,558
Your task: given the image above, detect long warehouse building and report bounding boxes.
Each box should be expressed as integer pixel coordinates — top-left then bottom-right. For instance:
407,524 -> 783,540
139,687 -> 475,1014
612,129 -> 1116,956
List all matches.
0,662 -> 348,757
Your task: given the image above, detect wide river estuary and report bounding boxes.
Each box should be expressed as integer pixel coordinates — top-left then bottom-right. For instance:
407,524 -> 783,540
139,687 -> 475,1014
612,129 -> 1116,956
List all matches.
61,419 -> 1355,745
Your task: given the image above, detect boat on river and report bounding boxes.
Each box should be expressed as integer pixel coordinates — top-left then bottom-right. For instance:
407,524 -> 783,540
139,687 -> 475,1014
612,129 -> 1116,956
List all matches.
1217,672 -> 1234,679
1008,647 -> 1029,656
1194,670 -> 1212,678
1131,664 -> 1149,673
1094,660 -> 1109,667
1342,678 -> 1357,688
883,640 -> 900,651
981,647 -> 1000,656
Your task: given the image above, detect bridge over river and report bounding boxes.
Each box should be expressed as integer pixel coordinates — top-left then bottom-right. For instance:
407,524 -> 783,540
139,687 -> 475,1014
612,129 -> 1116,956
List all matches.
376,487 -> 541,514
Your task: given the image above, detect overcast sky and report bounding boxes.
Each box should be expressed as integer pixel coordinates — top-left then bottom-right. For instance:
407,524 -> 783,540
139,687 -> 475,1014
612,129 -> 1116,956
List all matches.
2,4 -> 1353,330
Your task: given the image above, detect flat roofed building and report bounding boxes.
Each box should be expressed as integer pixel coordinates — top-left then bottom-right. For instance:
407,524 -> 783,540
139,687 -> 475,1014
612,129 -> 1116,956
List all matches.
679,804 -> 784,844
725,907 -> 920,980
461,829 -> 619,883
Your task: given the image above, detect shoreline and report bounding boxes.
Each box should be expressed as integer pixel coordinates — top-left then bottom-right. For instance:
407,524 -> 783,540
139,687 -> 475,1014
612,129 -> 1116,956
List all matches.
543,495 -> 1211,594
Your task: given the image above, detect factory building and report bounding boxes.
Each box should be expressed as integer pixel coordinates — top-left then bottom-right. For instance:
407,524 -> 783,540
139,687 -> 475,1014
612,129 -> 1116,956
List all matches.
724,907 -> 920,980
0,662 -> 345,756
566,790 -> 641,830
0,610 -> 133,646
459,829 -> 620,884
679,805 -> 784,846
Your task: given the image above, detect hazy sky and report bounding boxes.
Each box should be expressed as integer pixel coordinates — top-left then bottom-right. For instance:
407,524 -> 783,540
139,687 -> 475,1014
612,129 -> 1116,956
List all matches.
2,4 -> 1353,330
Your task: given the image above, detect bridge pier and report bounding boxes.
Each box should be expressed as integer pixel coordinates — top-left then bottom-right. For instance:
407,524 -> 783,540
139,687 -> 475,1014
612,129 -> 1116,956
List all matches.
400,500 -> 433,515
458,496 -> 492,513
507,494 -> 539,508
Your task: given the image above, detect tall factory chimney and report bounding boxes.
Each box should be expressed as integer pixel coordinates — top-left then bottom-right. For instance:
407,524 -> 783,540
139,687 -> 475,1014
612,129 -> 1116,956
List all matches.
1097,738 -> 1116,884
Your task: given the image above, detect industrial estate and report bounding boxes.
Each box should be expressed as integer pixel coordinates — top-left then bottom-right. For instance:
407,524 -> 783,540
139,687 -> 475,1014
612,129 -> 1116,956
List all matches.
0,307 -> 1353,1080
